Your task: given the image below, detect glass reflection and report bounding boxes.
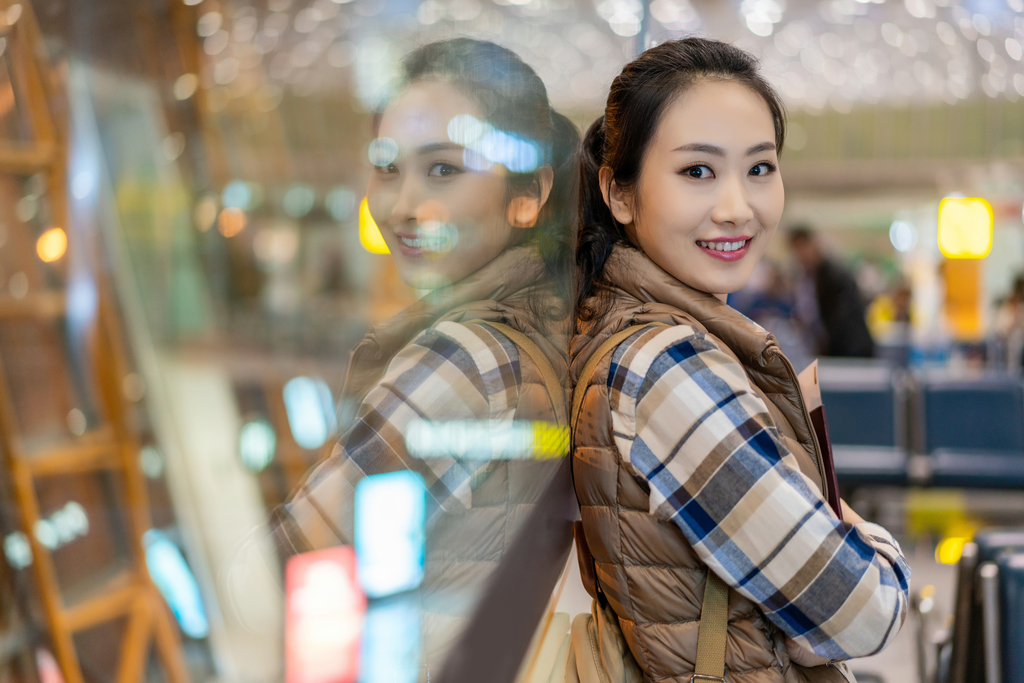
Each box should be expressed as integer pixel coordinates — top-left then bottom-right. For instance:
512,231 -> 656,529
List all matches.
273,37 -> 578,678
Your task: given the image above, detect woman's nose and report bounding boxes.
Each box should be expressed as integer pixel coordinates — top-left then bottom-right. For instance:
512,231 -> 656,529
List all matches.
385,179 -> 420,227
711,174 -> 754,227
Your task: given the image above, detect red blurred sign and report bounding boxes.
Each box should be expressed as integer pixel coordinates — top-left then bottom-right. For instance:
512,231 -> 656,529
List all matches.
285,546 -> 366,683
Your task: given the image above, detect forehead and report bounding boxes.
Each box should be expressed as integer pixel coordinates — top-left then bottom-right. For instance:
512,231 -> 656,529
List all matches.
378,80 -> 483,146
655,79 -> 776,149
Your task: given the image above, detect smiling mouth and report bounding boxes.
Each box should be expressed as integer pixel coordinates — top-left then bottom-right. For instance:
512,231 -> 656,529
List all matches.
396,221 -> 458,254
696,238 -> 750,253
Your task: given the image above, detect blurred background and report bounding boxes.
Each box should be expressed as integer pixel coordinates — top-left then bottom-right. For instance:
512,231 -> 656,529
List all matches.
0,0 -> 1022,682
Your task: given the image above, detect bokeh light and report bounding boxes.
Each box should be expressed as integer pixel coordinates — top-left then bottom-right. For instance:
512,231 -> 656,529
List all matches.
282,184 -> 316,218
238,419 -> 277,472
195,195 -> 218,232
217,207 -> 246,237
282,376 -> 337,450
222,179 -> 254,210
935,536 -> 969,565
889,220 -> 917,253
355,471 -> 426,598
36,227 -> 67,263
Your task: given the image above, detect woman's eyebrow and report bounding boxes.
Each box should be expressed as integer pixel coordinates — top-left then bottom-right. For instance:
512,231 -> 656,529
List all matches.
416,141 -> 463,155
745,142 -> 776,155
673,142 -> 724,155
671,142 -> 777,156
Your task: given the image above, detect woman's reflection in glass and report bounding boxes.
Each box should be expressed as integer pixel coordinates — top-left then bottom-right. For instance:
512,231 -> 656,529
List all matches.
275,38 -> 579,675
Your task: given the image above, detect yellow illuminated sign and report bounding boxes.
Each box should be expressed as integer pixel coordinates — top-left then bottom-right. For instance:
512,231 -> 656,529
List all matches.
359,197 -> 389,254
938,197 -> 993,259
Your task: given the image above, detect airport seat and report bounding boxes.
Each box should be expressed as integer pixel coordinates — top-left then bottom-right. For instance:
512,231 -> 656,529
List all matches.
939,529 -> 1024,683
817,359 -> 909,487
916,373 -> 1024,488
998,552 -> 1024,683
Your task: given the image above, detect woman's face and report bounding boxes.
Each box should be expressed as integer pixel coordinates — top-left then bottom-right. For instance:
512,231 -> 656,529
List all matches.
605,79 -> 784,300
367,80 -> 517,290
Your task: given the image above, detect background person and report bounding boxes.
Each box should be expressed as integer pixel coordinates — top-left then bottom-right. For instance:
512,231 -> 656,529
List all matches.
788,225 -> 875,358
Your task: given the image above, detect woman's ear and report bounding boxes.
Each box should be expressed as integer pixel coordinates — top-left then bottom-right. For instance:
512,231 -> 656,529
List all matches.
599,166 -> 634,226
507,166 -> 554,229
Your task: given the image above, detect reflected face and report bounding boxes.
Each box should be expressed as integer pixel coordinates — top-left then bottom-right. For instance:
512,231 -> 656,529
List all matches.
620,80 -> 784,299
366,81 -> 515,290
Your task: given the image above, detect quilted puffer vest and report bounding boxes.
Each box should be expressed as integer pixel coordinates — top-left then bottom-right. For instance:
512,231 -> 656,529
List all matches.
571,246 -> 848,683
278,246 -> 569,673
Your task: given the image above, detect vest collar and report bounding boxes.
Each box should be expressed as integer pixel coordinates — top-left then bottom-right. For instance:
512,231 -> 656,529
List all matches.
343,245 -> 549,401
599,244 -> 785,373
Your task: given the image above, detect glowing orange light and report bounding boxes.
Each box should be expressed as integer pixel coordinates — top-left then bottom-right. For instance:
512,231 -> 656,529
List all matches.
359,198 -> 389,254
217,207 -> 246,237
36,228 -> 67,263
938,197 -> 993,259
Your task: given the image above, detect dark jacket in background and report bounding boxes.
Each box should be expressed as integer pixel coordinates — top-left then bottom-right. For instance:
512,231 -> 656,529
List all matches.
815,258 -> 875,358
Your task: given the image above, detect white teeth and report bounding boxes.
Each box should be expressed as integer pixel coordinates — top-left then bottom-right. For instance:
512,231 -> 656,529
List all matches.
698,239 -> 748,252
399,222 -> 459,253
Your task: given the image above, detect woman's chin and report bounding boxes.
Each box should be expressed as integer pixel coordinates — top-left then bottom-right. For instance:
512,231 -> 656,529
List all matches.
396,265 -> 455,291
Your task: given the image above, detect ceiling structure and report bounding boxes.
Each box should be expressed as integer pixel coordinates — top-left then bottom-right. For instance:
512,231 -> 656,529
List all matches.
187,0 -> 1024,114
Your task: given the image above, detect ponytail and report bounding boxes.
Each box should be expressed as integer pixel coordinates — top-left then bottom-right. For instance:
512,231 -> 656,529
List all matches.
574,117 -> 628,326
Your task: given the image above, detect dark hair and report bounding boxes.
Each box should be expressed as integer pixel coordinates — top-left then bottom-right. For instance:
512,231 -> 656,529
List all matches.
575,37 -> 786,328
384,38 -> 580,306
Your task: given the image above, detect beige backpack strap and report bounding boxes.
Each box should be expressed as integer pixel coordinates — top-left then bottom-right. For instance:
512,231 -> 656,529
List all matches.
470,320 -> 567,425
692,571 -> 729,682
570,323 -> 668,431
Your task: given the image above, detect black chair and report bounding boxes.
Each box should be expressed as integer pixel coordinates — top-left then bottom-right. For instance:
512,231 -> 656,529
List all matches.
915,373 -> 1024,488
818,359 -> 910,487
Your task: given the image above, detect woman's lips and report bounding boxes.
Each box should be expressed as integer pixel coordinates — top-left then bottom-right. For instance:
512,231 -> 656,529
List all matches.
393,223 -> 458,258
395,233 -> 424,257
696,237 -> 751,262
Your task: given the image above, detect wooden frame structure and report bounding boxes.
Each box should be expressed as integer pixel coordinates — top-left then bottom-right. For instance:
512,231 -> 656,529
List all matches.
0,3 -> 190,682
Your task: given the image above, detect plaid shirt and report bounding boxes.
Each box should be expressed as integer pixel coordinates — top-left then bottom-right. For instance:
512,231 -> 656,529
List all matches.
608,324 -> 910,662
280,320 -> 554,551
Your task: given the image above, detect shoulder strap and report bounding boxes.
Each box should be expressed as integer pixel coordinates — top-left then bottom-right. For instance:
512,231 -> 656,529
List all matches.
693,571 -> 729,681
570,321 -> 730,683
469,320 -> 567,426
570,323 -> 668,431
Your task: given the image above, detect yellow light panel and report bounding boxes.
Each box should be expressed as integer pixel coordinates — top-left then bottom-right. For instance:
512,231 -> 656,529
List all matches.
938,197 -> 993,259
359,197 -> 389,254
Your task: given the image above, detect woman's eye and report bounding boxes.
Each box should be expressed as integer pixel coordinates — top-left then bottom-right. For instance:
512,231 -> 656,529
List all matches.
749,162 -> 775,176
376,163 -> 399,175
682,165 -> 713,179
428,162 -> 461,178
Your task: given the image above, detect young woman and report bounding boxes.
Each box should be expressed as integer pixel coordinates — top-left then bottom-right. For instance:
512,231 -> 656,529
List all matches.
273,37 -> 578,667
572,38 -> 909,682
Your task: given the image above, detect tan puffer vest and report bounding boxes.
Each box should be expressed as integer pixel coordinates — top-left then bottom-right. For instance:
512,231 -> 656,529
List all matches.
571,246 -> 848,683
279,246 -> 568,673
